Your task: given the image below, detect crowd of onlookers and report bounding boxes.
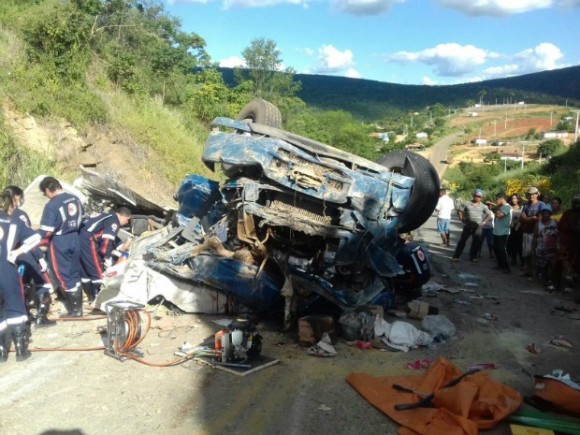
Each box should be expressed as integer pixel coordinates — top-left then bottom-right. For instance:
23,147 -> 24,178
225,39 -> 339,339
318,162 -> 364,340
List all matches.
436,186 -> 580,295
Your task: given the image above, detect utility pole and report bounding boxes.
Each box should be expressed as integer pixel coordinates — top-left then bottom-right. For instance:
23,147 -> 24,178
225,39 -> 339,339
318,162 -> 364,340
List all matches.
574,110 -> 579,142
521,142 -> 526,169
493,120 -> 497,138
550,112 -> 553,127
505,114 -> 508,130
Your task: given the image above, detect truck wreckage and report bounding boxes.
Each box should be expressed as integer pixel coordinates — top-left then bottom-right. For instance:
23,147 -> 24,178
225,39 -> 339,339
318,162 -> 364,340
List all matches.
27,100 -> 440,329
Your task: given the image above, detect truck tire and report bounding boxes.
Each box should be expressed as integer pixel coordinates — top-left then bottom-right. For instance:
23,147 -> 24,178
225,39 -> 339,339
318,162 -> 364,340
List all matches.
237,99 -> 283,129
377,150 -> 440,233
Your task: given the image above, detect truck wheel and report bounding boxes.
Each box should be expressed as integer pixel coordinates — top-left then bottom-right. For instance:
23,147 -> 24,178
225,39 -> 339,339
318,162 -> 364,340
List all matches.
377,150 -> 440,233
237,99 -> 283,129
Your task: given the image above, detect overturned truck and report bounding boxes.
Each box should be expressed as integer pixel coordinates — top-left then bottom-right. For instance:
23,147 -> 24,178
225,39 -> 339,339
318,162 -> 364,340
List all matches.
98,99 -> 439,328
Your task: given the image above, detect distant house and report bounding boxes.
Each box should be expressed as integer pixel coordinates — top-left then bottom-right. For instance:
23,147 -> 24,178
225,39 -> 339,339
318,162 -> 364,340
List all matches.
415,132 -> 428,139
475,138 -> 487,146
543,132 -> 568,139
467,112 -> 479,117
517,101 -> 525,105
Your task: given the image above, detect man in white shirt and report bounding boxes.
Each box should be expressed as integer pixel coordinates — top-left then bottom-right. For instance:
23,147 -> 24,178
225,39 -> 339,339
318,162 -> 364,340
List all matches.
435,187 -> 455,246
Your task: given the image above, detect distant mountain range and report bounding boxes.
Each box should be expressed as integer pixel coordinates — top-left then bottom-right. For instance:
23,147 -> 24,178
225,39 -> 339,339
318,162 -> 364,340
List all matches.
219,65 -> 580,121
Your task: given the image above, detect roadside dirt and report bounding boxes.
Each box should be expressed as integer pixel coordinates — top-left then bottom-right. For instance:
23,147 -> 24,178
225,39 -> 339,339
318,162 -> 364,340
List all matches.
1,214 -> 579,435
2,104 -> 176,208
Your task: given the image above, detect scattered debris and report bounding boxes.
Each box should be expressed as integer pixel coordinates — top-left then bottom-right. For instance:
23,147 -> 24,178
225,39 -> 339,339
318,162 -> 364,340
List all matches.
526,343 -> 542,354
421,281 -> 445,292
374,318 -> 433,353
421,314 -> 456,339
549,336 -> 573,349
404,359 -> 433,370
482,312 -> 498,321
307,333 -> 338,357
407,300 -> 438,319
298,315 -> 337,346
355,341 -> 374,350
467,362 -> 498,370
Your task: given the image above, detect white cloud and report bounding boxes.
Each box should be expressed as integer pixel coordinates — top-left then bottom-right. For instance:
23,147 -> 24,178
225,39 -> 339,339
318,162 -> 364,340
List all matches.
345,68 -> 361,78
422,76 -> 436,85
438,0 -> 557,16
482,64 -> 521,77
315,44 -> 355,72
514,42 -> 564,70
479,43 -> 565,79
390,43 -> 490,76
332,0 -> 405,15
219,56 -> 246,68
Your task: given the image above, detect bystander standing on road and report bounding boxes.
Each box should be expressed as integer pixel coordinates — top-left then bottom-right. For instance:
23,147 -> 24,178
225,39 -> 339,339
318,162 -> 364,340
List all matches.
451,189 -> 492,263
550,197 -> 563,222
480,201 -> 495,259
558,193 -> 580,295
507,194 -> 524,267
435,187 -> 454,246
532,204 -> 559,291
492,192 -> 512,274
519,187 -> 545,277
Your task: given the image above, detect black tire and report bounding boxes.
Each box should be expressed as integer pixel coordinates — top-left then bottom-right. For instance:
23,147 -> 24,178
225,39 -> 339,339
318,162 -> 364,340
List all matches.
237,99 -> 283,129
377,150 -> 440,233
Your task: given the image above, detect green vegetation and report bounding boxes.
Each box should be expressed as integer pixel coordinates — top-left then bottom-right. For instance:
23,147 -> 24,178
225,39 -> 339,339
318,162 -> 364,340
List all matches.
0,115 -> 54,187
543,142 -> 580,207
538,139 -> 566,158
0,0 -> 579,207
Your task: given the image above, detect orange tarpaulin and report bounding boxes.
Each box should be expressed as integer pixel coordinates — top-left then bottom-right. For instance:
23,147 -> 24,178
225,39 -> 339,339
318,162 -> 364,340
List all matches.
346,357 -> 522,435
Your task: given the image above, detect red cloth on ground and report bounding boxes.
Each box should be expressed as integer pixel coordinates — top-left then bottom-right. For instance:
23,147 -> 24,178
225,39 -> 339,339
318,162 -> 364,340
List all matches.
346,357 -> 521,435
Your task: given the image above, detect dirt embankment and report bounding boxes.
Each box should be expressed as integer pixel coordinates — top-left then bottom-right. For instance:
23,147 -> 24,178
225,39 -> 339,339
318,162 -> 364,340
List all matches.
3,104 -> 177,207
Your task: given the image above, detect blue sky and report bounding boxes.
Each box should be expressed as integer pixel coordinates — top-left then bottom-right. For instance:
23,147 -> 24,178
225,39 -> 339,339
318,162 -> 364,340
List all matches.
163,0 -> 580,85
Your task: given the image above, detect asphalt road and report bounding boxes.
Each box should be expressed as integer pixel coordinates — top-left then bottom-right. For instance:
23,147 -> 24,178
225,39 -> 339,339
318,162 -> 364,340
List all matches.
427,131 -> 463,176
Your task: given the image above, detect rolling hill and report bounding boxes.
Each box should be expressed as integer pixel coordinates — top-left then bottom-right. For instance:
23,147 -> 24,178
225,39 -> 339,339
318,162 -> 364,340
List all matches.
219,66 -> 580,120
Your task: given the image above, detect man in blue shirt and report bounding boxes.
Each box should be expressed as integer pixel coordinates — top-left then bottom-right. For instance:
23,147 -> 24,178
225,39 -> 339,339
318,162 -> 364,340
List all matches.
39,177 -> 84,318
492,192 -> 512,273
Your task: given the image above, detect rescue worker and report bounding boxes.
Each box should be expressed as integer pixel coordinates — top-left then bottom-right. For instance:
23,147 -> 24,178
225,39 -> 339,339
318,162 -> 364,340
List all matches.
38,177 -> 84,318
80,207 -> 131,302
4,185 -> 55,327
0,191 -> 42,361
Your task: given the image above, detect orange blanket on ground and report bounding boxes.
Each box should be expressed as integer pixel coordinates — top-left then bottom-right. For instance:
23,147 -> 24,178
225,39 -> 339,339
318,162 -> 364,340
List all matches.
346,357 -> 522,435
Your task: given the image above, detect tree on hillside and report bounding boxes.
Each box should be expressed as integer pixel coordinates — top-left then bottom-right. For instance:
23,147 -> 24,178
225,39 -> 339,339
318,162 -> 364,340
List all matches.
235,37 -> 301,102
478,89 -> 487,105
538,139 -> 565,158
428,103 -> 447,118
